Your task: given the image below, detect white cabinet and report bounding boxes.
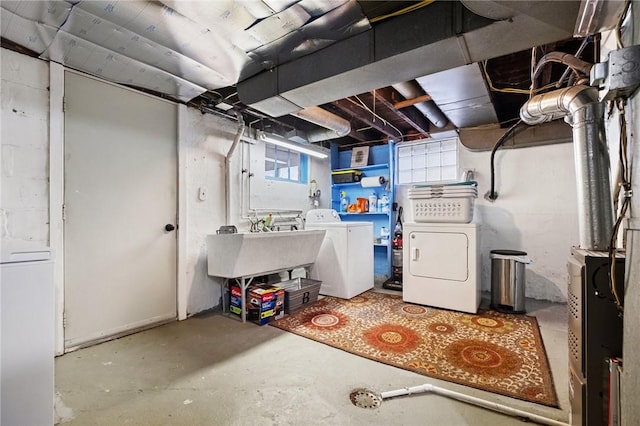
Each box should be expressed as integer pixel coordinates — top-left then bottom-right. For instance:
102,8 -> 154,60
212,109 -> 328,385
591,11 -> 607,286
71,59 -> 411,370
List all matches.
1,245 -> 54,426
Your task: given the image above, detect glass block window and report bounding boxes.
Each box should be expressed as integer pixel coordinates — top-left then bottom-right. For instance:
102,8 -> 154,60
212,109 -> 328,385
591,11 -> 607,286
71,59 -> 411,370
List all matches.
396,138 -> 458,185
264,143 -> 307,183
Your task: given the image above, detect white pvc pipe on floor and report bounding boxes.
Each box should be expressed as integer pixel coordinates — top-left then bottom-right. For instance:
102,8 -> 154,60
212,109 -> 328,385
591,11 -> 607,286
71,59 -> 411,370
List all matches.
380,384 -> 569,426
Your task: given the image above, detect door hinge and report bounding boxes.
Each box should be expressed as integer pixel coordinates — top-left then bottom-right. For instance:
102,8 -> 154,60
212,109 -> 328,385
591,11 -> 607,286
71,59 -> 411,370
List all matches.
62,96 -> 66,113
62,204 -> 67,221
63,311 -> 67,328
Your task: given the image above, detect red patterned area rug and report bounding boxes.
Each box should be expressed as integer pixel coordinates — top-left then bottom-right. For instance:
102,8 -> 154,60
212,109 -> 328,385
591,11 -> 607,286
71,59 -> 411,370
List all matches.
271,290 -> 558,407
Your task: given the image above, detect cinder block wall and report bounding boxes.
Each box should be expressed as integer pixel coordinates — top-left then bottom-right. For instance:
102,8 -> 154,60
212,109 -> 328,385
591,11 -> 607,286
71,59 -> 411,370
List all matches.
1,49 -> 50,245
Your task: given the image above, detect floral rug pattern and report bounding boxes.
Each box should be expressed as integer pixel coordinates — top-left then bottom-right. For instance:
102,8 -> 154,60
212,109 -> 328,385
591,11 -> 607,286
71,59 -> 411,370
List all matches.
271,290 -> 558,407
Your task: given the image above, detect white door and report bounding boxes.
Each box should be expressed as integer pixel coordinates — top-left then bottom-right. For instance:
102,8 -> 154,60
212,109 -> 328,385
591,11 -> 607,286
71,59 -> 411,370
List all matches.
63,72 -> 177,349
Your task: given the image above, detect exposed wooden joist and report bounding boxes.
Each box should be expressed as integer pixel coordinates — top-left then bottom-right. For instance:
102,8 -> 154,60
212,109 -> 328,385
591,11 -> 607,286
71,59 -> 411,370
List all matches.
345,127 -> 368,142
331,98 -> 401,140
373,88 -> 430,137
393,94 -> 432,109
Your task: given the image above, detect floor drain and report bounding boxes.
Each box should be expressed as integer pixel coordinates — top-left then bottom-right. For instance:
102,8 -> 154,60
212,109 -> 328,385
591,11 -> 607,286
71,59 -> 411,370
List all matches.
349,388 -> 382,409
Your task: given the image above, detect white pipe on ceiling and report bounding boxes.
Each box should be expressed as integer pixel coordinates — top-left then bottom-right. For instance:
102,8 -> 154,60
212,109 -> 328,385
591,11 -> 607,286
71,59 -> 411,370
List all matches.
290,106 -> 351,142
392,81 -> 449,128
225,111 -> 246,225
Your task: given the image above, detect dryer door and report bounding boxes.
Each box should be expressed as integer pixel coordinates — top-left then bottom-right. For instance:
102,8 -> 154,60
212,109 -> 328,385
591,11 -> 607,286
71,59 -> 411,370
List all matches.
408,231 -> 469,281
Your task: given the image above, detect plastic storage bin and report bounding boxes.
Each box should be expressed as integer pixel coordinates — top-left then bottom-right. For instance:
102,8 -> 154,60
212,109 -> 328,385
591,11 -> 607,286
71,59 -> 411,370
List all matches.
490,250 -> 531,313
277,277 -> 321,314
331,170 -> 362,183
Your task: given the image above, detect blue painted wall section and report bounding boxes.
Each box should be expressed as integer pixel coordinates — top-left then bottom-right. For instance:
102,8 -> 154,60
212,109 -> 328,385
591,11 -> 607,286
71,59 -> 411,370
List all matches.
330,143 -> 395,280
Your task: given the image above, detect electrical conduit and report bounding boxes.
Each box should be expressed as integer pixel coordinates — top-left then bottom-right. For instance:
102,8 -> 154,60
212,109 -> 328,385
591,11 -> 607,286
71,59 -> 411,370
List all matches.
531,52 -> 593,89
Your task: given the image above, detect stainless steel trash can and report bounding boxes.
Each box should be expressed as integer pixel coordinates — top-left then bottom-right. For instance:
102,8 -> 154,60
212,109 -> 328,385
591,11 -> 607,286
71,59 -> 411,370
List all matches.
490,249 -> 530,313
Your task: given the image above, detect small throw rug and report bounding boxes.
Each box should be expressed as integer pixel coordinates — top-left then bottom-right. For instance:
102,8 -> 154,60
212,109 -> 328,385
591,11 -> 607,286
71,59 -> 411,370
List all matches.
271,290 -> 558,407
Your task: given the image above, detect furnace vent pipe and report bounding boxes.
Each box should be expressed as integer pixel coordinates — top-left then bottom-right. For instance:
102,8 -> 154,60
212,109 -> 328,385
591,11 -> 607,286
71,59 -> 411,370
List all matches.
520,85 -> 613,250
392,81 -> 449,128
290,106 -> 351,142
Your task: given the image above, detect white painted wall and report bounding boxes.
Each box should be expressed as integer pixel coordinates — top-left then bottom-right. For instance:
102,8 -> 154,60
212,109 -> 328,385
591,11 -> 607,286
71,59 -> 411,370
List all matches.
178,108 -> 237,315
396,141 -> 579,303
1,49 -> 50,245
2,45 -> 575,310
0,47 -> 330,319
176,107 -> 331,315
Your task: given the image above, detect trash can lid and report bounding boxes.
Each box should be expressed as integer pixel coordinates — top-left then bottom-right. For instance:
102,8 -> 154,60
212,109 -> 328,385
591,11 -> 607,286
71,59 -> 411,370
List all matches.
490,249 -> 527,256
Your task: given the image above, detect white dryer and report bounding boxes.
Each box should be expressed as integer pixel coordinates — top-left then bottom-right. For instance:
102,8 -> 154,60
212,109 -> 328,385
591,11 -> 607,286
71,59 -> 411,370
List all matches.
403,222 -> 480,313
305,209 -> 373,299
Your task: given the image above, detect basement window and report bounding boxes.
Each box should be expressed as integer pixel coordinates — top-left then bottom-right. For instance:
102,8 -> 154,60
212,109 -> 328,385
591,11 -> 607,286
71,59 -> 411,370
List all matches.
265,143 -> 308,183
396,138 -> 458,185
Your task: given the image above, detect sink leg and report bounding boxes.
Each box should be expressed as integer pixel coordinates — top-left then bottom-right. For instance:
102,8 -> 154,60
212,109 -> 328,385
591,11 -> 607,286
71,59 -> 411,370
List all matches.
222,279 -> 229,313
241,277 -> 247,323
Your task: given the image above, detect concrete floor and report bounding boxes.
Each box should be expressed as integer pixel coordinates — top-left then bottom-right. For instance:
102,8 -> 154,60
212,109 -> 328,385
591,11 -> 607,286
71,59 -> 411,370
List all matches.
54,292 -> 569,425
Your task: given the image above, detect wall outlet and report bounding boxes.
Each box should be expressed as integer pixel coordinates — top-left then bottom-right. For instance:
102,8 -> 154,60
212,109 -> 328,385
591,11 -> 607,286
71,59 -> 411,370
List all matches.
198,187 -> 206,201
461,169 -> 475,181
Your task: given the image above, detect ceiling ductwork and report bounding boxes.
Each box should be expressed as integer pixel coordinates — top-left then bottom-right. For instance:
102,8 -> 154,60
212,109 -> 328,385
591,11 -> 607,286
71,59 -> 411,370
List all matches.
391,81 -> 449,129
237,1 -> 582,117
415,63 -> 499,128
520,85 -> 614,250
290,106 -> 351,142
3,0 -> 604,146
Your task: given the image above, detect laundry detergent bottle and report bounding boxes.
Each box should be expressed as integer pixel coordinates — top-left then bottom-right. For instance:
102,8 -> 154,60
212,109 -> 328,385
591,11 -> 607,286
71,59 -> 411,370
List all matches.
380,194 -> 390,213
368,193 -> 378,212
340,191 -> 349,213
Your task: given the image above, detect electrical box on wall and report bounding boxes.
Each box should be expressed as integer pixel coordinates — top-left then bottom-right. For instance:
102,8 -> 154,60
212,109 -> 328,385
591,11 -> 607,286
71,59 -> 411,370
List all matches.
591,45 -> 640,101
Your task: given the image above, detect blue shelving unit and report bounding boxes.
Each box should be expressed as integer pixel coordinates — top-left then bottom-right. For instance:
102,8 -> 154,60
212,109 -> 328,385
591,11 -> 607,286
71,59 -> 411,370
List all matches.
330,143 -> 395,282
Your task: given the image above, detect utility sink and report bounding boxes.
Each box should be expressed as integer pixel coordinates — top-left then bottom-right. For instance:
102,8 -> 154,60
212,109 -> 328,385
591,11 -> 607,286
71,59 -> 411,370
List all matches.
206,230 -> 326,278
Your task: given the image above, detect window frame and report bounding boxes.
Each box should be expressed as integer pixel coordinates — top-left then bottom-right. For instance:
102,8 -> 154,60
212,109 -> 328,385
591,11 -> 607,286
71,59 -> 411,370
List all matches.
264,142 -> 309,184
395,137 -> 459,185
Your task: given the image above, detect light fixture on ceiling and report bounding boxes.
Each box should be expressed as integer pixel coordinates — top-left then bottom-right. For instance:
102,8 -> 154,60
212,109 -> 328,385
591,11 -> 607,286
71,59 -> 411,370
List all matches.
257,131 -> 329,159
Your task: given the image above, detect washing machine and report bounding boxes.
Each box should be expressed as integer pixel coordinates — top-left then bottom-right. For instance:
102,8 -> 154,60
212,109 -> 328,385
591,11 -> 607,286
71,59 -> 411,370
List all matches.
402,222 -> 480,313
305,209 -> 373,299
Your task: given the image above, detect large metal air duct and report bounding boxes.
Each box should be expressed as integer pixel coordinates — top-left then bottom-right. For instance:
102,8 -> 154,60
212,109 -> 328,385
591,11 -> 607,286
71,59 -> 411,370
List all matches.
239,1 -> 581,117
520,85 -> 613,250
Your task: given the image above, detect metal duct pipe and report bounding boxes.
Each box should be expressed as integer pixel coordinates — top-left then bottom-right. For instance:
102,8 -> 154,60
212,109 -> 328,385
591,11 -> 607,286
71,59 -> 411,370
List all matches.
520,85 -> 613,250
392,81 -> 449,128
290,106 -> 351,142
225,111 -> 246,225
